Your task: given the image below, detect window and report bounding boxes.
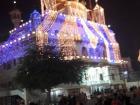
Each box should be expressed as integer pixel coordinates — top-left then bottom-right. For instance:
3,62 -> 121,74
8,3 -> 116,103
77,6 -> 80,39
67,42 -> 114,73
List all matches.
89,48 -> 94,56
100,74 -> 103,80
13,59 -> 16,66
19,58 -> 23,64
112,74 -> 115,80
3,63 -> 7,70
7,63 -> 11,70
82,47 -> 88,56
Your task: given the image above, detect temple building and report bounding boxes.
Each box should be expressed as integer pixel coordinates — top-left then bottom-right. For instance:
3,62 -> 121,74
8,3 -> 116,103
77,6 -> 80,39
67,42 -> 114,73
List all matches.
0,0 -> 128,104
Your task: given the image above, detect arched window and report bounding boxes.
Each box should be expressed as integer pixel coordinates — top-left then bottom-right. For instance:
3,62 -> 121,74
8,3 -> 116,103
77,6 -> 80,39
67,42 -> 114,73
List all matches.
82,47 -> 88,56
96,41 -> 106,58
89,48 -> 94,56
102,44 -> 106,57
100,74 -> 103,80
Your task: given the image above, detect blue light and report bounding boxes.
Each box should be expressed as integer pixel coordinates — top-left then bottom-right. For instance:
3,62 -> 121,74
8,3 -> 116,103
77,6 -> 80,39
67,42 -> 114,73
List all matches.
0,10 -> 119,65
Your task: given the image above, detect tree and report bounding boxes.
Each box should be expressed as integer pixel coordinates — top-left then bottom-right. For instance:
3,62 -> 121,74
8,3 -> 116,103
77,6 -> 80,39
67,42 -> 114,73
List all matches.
0,32 -> 9,42
15,45 -> 87,104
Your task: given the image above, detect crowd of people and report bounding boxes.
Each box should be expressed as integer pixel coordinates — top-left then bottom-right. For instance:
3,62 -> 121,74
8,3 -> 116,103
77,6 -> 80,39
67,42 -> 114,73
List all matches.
58,86 -> 140,105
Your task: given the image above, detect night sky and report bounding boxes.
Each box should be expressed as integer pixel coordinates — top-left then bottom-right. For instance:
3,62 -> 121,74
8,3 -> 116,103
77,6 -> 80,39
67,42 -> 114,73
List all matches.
0,0 -> 140,70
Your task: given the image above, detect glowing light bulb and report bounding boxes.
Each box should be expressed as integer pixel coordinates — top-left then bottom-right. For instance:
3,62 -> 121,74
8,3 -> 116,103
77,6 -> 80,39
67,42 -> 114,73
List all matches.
95,0 -> 98,3
21,20 -> 24,23
108,25 -> 111,28
13,1 -> 16,4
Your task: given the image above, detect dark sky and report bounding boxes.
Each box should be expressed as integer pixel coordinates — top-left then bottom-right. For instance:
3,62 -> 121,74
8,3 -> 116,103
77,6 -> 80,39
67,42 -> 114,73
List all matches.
0,0 -> 140,70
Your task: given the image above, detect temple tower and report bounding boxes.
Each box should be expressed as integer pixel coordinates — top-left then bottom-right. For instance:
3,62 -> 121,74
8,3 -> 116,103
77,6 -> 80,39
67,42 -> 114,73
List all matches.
93,0 -> 106,24
86,0 -> 94,9
40,0 -> 56,15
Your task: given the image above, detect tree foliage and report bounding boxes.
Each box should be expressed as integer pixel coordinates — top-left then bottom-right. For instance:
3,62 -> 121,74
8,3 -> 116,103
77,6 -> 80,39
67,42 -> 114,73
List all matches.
15,45 -> 87,90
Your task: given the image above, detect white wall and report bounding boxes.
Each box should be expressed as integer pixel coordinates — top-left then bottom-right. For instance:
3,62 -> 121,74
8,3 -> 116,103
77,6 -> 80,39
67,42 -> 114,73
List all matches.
82,66 -> 110,85
126,81 -> 140,89
82,66 -> 124,86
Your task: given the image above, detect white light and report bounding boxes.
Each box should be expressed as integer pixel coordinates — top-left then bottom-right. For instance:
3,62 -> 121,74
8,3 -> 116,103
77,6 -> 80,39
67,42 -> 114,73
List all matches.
32,31 -> 36,34
13,1 -> 16,4
18,38 -> 21,41
38,31 -> 42,34
27,34 -> 30,37
21,20 -> 24,22
42,14 -> 44,17
110,43 -> 112,45
123,71 -> 128,75
76,56 -> 80,58
10,42 -> 13,44
22,36 -> 25,39
82,56 -> 86,58
87,56 -> 89,59
108,25 -> 111,28
23,23 -> 25,26
29,20 -> 31,23
45,11 -> 48,14
90,56 -> 93,59
51,33 -> 54,36
95,0 -> 98,3
2,45 -> 5,48
14,40 -> 17,42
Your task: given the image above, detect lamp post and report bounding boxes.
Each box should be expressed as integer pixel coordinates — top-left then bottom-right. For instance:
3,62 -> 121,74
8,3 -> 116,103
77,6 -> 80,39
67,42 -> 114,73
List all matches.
119,70 -> 128,89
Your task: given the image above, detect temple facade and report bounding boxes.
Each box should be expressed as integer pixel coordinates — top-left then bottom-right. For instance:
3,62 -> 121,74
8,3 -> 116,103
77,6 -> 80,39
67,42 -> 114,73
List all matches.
0,0 -> 126,104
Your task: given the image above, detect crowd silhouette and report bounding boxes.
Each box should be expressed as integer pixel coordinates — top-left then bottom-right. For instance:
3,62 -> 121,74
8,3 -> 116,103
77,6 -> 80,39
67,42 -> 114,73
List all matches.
58,86 -> 140,105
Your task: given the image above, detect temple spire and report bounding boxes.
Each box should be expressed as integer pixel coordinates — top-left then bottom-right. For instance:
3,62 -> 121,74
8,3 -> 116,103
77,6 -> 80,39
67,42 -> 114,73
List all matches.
40,0 -> 56,15
93,0 -> 106,24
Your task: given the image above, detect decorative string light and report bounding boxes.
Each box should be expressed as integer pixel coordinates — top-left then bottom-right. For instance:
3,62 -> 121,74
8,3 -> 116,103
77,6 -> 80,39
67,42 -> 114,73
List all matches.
0,1 -> 122,65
